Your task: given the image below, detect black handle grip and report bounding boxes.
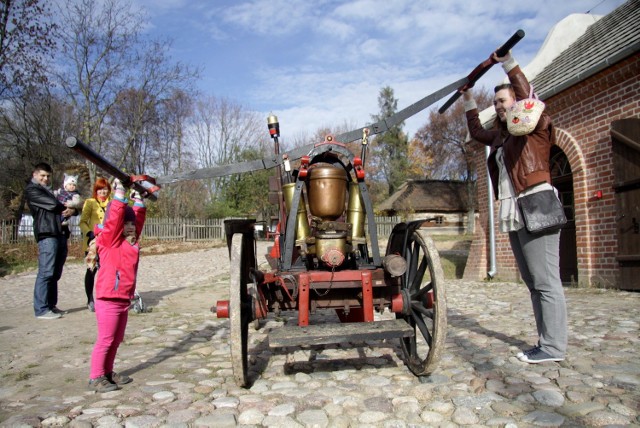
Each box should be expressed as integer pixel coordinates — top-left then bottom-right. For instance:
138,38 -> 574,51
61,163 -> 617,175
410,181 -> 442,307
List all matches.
438,92 -> 463,114
438,30 -> 525,115
496,29 -> 525,57
65,136 -> 159,201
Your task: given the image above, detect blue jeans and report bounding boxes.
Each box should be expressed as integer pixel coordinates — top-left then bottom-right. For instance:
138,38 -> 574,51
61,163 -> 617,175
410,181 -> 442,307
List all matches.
34,236 -> 68,316
509,227 -> 567,358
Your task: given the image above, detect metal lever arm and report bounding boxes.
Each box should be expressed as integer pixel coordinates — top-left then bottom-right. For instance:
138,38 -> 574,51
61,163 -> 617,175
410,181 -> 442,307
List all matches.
66,137 -> 160,201
438,29 -> 525,114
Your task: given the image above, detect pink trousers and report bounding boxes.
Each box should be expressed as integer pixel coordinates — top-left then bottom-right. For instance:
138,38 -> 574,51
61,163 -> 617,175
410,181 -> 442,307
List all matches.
90,298 -> 130,379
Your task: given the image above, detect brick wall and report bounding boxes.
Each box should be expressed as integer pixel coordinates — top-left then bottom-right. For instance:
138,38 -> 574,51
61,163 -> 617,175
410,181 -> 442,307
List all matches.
463,53 -> 640,287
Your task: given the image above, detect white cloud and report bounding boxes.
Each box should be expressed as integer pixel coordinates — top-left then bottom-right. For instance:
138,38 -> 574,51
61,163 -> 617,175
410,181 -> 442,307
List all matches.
133,0 -> 629,140
220,0 -> 317,35
316,17 -> 356,40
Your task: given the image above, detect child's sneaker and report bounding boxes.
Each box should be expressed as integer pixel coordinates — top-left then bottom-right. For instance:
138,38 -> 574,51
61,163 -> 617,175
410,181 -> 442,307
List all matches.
88,376 -> 119,392
107,371 -> 132,385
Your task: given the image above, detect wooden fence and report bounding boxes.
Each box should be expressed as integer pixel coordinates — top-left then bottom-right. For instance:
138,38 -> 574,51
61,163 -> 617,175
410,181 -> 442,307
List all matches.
1,215 -> 403,245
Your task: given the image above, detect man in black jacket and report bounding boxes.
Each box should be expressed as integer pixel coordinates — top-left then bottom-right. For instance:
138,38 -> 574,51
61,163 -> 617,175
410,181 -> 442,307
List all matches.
25,163 -> 77,320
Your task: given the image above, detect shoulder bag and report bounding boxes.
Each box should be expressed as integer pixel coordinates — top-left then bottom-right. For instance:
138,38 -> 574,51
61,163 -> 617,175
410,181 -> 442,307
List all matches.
517,189 -> 567,234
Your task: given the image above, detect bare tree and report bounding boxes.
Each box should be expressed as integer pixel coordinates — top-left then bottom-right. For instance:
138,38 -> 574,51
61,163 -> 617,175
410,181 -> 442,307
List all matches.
189,95 -> 264,202
414,87 -> 493,232
53,0 -> 142,181
53,0 -> 198,184
156,89 -> 194,176
151,89 -> 200,218
106,40 -> 198,173
0,0 -> 57,98
0,89 -> 77,221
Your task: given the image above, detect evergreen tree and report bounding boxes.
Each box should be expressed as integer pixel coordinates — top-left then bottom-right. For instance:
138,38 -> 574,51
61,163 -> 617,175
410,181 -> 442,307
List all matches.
370,86 -> 409,196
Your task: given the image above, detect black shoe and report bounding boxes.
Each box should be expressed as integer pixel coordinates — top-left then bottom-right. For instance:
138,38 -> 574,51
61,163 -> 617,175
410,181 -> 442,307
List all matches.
51,306 -> 67,315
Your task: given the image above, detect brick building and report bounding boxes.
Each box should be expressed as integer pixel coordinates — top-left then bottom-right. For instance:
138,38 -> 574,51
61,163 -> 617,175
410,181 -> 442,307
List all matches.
462,0 -> 640,290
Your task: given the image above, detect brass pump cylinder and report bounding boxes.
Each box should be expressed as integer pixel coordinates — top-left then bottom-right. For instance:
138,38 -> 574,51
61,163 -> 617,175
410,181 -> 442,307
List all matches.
306,165 -> 347,221
347,182 -> 365,239
282,183 -> 310,241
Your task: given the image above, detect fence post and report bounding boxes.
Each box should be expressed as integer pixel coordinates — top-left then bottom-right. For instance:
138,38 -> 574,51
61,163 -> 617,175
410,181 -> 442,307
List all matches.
182,222 -> 186,242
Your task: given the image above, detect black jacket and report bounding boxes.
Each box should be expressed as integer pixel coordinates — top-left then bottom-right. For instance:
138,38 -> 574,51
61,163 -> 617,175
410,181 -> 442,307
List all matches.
25,180 -> 67,241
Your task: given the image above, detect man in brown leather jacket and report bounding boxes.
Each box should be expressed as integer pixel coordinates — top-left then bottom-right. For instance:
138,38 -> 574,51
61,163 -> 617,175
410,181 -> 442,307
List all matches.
462,51 -> 567,364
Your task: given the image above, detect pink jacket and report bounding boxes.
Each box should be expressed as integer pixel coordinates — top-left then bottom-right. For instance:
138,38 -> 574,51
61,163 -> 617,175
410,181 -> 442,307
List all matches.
95,197 -> 146,300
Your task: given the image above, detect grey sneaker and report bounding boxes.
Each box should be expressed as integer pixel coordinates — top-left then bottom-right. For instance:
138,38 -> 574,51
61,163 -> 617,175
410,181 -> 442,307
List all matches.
88,376 -> 119,393
107,371 -> 132,385
51,307 -> 67,315
518,348 -> 564,364
36,311 -> 62,320
516,345 -> 540,358
88,302 -> 95,312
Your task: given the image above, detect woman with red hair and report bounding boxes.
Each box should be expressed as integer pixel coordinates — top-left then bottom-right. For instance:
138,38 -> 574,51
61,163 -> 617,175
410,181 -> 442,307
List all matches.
79,177 -> 112,311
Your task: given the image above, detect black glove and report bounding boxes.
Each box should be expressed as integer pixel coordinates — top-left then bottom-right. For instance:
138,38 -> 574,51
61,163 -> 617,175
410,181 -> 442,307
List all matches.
86,231 -> 95,241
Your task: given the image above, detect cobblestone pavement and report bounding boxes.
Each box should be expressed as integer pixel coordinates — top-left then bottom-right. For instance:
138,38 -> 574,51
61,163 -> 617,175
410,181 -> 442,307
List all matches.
0,244 -> 639,427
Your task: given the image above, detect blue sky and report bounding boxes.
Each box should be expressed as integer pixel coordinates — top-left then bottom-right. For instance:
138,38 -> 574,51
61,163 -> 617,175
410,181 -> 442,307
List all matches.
134,0 -> 627,142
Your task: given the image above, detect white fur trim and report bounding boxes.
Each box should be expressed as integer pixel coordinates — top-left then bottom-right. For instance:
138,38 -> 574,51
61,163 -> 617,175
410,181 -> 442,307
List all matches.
464,98 -> 478,112
502,56 -> 518,73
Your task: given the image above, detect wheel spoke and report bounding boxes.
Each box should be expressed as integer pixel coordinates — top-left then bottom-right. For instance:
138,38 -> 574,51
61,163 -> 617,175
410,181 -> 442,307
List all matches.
413,280 -> 433,299
390,228 -> 447,376
409,256 -> 428,291
406,241 -> 419,288
411,301 -> 434,318
411,309 -> 433,345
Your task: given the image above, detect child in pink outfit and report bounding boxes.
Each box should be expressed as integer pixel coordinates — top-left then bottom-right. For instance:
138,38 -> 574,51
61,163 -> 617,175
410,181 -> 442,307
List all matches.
88,179 -> 146,393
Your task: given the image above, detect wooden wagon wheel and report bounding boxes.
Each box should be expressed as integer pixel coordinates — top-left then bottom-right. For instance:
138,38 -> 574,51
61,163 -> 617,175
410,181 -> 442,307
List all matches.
389,228 -> 447,376
229,233 -> 256,387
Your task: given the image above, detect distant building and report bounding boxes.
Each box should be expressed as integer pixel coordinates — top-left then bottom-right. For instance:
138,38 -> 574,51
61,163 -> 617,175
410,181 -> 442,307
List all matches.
463,0 -> 640,290
376,179 -> 477,234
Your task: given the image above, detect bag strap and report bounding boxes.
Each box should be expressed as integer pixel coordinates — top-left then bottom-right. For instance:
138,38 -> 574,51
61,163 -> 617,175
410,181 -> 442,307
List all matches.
528,84 -> 535,99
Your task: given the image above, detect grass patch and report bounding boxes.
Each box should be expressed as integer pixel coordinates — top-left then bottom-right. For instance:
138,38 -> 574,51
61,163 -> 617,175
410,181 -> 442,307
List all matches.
0,243 -> 40,276
433,234 -> 472,280
16,371 -> 32,381
0,241 -> 86,277
440,253 -> 469,279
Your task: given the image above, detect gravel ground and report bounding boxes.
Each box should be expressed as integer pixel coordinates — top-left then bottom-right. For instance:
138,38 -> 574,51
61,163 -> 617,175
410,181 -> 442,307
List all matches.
0,241 -> 639,427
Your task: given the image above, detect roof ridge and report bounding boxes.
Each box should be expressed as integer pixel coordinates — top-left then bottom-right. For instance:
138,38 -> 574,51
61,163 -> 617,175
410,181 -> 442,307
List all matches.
533,0 -> 640,98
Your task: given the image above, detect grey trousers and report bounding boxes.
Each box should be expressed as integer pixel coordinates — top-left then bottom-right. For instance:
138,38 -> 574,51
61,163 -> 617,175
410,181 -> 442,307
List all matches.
509,227 -> 567,357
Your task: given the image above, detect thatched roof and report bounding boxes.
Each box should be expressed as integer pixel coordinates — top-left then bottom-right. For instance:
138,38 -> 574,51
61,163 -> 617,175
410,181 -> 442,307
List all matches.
376,180 -> 477,214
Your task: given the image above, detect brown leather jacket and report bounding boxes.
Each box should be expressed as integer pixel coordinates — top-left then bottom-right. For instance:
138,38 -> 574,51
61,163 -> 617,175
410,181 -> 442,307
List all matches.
465,65 -> 555,198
